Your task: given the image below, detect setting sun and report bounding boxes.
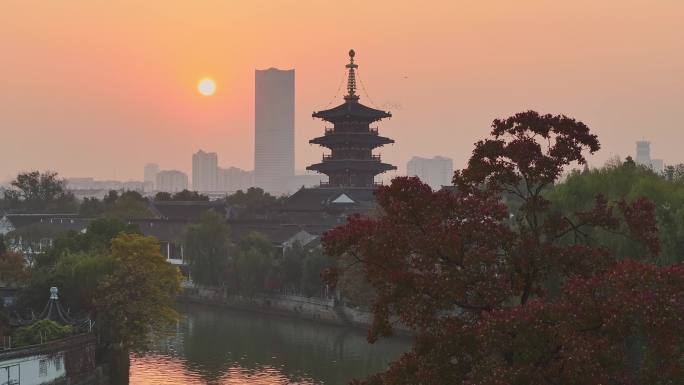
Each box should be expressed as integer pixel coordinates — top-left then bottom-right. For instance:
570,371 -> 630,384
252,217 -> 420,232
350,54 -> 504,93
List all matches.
197,78 -> 216,96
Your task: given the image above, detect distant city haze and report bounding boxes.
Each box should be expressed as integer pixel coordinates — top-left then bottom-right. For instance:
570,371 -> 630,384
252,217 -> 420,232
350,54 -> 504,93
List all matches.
1,1 -> 683,182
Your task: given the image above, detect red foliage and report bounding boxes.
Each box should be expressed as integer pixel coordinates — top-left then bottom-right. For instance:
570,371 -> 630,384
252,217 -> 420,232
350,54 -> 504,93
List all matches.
322,111 -> 684,385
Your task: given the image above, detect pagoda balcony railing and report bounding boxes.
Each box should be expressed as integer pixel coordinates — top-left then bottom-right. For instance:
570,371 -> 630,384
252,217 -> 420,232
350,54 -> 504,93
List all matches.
318,182 -> 385,188
322,155 -> 381,161
323,127 -> 379,135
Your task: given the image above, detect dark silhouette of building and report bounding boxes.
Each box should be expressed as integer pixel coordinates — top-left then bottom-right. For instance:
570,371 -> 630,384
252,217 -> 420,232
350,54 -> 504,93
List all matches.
307,50 -> 396,187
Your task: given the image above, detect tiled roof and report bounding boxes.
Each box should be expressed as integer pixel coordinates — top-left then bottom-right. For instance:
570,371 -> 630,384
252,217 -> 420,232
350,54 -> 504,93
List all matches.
312,101 -> 391,123
229,222 -> 311,245
129,219 -> 188,242
279,187 -> 377,212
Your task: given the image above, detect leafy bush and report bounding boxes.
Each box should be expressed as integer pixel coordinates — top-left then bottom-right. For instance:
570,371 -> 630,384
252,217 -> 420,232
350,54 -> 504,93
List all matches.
13,319 -> 73,347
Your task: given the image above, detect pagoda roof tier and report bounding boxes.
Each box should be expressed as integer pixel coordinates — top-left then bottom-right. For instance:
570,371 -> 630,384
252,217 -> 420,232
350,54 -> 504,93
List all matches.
306,160 -> 397,173
312,101 -> 391,123
309,133 -> 394,148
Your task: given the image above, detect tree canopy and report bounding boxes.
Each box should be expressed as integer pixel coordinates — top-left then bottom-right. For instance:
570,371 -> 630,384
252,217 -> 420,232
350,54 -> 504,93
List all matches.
226,187 -> 281,219
323,111 -> 684,385
0,251 -> 30,287
233,233 -> 276,296
96,233 -> 181,352
25,218 -> 140,311
22,223 -> 180,353
183,210 -> 231,286
104,191 -> 155,219
155,189 -> 209,201
548,157 -> 684,265
1,171 -> 77,213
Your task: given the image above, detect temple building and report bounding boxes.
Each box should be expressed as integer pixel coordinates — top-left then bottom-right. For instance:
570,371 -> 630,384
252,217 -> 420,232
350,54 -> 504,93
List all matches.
307,50 -> 396,188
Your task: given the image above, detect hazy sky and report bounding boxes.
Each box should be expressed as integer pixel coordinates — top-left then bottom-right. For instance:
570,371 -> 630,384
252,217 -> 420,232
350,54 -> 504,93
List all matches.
1,0 -> 683,182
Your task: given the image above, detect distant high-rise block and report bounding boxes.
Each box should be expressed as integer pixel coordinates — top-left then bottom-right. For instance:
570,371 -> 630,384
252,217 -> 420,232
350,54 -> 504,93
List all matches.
254,68 -> 295,194
156,170 -> 188,193
636,141 -> 651,166
144,163 -> 159,190
407,156 -> 454,190
217,167 -> 254,192
192,150 -> 218,192
635,140 -> 664,173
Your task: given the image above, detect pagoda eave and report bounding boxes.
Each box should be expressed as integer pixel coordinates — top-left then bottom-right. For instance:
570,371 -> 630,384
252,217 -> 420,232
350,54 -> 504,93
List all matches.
312,101 -> 391,123
306,161 -> 397,173
309,135 -> 394,148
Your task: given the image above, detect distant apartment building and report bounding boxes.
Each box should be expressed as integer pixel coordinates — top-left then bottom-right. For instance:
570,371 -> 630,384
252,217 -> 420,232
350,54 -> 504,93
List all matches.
66,177 -> 149,199
122,181 -> 149,192
254,68 -> 295,194
156,170 -> 188,193
66,177 -> 122,191
407,156 -> 454,189
144,163 -> 159,190
217,167 -> 254,192
192,150 -> 218,192
635,140 -> 664,173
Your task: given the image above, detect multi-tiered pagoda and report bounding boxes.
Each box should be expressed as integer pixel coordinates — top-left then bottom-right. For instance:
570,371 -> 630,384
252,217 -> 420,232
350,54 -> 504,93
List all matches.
307,50 -> 396,188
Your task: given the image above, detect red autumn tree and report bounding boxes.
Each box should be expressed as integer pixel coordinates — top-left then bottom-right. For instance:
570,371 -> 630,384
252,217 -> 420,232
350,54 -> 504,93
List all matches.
323,111 -> 684,385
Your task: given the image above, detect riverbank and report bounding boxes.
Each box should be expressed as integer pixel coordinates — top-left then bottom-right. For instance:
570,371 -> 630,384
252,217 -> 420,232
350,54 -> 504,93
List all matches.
178,287 -> 412,336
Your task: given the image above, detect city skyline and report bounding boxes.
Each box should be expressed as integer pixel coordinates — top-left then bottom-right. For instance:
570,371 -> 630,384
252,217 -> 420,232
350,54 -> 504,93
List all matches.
2,1 -> 683,182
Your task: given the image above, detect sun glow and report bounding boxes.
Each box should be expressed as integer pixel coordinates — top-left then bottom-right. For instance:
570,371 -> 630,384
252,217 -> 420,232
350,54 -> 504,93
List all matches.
197,78 -> 216,96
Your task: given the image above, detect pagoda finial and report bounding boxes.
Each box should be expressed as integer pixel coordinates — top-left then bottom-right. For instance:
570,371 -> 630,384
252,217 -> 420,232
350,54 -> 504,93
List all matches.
345,49 -> 359,102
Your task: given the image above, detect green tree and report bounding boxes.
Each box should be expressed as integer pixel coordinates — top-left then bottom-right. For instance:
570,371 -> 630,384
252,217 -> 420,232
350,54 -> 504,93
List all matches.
104,191 -> 155,219
663,163 -> 684,182
4,171 -> 77,213
13,320 -> 73,347
40,217 -> 140,266
95,233 -> 181,352
79,197 -> 106,217
23,218 -> 139,311
301,247 -> 332,297
280,242 -> 305,292
0,251 -> 30,286
103,190 -> 119,205
183,211 -> 231,286
226,187 -> 281,219
548,158 -> 684,264
153,192 -> 172,201
171,190 -> 209,201
234,233 -> 274,296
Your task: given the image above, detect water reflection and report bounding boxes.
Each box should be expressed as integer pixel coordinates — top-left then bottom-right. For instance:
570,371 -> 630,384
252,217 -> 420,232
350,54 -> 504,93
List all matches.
130,303 -> 410,385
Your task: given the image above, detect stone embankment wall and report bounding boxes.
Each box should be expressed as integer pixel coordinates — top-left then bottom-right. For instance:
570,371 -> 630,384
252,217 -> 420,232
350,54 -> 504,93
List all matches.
0,333 -> 98,385
179,288 -> 411,335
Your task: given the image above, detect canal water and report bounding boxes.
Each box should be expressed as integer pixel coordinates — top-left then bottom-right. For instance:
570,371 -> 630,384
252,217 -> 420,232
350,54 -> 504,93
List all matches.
129,303 -> 411,385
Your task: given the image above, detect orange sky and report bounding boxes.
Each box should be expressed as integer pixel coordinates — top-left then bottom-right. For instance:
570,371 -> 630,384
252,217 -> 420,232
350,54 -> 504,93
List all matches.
1,0 -> 683,182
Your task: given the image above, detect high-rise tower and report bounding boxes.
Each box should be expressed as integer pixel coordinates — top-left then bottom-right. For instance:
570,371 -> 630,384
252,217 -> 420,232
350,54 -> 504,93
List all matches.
254,68 -> 295,194
635,141 -> 651,166
307,50 -> 396,187
192,150 -> 218,192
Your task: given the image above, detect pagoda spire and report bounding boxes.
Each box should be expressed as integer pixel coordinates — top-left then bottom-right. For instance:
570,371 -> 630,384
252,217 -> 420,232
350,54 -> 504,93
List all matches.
344,49 -> 359,102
